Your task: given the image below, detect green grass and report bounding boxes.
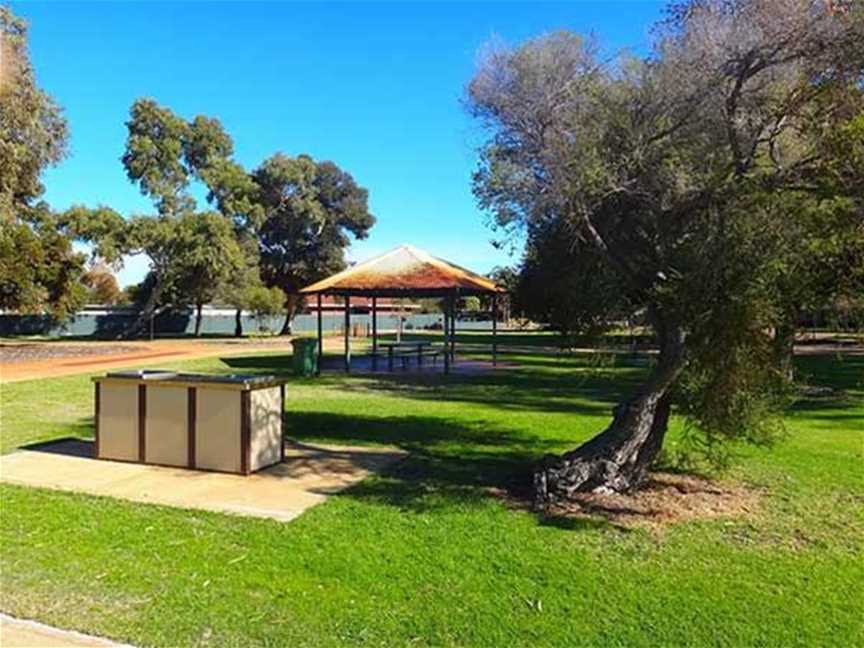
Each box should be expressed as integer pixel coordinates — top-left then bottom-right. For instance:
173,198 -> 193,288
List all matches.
1,349 -> 862,647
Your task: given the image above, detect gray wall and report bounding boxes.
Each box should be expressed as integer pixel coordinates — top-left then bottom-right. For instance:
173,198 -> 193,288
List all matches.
0,307 -> 496,338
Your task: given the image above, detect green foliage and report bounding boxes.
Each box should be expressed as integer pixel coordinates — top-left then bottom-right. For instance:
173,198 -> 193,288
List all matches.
120,100 -> 234,217
170,211 -> 244,308
466,1 -> 864,461
0,214 -> 86,318
460,296 -> 481,312
0,8 -> 85,319
65,101 -> 260,332
674,319 -> 790,468
81,264 -> 123,305
244,285 -> 285,333
253,153 -> 375,317
0,8 -> 68,216
516,218 -> 630,338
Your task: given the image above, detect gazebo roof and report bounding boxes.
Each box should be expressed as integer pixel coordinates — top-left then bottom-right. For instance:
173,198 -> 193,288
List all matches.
299,244 -> 503,297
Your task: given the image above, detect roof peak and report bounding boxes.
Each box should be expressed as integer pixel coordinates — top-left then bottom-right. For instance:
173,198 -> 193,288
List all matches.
300,242 -> 502,296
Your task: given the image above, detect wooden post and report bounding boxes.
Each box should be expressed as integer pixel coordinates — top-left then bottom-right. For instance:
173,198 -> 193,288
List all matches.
450,292 -> 456,364
240,390 -> 251,475
344,295 -> 351,373
187,387 -> 197,469
280,384 -> 286,463
372,296 -> 378,371
492,294 -> 498,367
443,304 -> 450,375
316,293 -> 323,376
94,383 -> 101,459
138,385 -> 147,462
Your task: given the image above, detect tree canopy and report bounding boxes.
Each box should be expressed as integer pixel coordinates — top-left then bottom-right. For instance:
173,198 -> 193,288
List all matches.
249,154 -> 375,333
63,97 -> 375,336
0,7 -> 86,319
467,0 -> 864,499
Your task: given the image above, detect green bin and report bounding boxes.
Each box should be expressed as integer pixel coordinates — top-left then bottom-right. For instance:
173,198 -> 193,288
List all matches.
291,338 -> 319,376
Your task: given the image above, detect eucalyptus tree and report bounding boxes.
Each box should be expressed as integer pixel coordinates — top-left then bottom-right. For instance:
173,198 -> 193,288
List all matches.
65,100 -> 247,336
0,8 -> 85,318
68,97 -> 374,337
467,0 -> 864,501
251,154 -> 375,334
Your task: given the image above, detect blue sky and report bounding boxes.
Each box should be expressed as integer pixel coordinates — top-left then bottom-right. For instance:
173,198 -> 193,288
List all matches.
15,1 -> 665,286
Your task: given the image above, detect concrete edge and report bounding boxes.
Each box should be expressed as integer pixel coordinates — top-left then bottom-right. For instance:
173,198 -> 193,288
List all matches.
0,612 -> 136,647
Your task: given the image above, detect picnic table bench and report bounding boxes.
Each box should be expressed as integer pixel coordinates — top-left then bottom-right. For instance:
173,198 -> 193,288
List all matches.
377,341 -> 443,371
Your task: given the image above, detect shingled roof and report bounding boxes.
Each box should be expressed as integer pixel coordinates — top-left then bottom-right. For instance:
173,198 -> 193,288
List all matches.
299,244 -> 502,297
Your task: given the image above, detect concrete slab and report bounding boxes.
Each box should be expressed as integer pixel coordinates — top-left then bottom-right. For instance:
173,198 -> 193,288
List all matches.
0,613 -> 133,647
0,440 -> 405,522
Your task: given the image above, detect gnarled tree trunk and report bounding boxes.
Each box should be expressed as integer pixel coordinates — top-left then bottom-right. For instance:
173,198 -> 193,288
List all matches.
534,322 -> 686,505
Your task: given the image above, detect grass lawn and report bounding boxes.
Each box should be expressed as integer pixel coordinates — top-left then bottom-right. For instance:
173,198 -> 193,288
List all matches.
1,345 -> 862,647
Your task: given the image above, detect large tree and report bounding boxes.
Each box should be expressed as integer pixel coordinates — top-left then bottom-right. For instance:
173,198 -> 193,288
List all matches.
64,100 -> 248,336
252,154 -> 375,334
0,7 -> 85,319
68,99 -> 374,337
467,0 -> 864,501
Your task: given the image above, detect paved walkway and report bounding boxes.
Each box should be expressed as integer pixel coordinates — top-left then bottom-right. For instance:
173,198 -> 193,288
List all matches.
0,613 -> 133,647
0,439 -> 405,522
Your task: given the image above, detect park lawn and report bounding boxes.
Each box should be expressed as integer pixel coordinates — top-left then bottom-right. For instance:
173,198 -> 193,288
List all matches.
1,347 -> 862,647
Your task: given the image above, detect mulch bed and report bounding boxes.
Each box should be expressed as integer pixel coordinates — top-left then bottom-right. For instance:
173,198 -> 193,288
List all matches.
492,472 -> 762,530
552,473 -> 761,528
0,343 -> 141,364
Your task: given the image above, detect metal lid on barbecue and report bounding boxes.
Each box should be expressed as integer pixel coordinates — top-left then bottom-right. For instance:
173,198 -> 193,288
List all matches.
105,369 -> 178,380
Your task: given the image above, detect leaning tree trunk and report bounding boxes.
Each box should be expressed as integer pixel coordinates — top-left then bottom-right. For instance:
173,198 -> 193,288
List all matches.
118,279 -> 165,339
234,308 -> 243,337
278,294 -> 298,336
194,303 -> 204,337
534,323 -> 686,505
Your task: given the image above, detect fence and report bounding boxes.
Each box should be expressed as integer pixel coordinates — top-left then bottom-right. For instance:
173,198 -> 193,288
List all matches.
0,306 -> 499,338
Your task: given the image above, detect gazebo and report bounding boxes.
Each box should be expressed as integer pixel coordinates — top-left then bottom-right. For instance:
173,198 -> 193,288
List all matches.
299,244 -> 505,374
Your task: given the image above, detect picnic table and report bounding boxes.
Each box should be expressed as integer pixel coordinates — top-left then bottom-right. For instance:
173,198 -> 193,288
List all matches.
378,341 -> 437,371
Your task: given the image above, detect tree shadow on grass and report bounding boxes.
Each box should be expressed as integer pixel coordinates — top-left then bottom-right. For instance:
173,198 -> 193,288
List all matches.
223,353 -> 643,417
287,410 -> 569,514
790,354 -> 864,414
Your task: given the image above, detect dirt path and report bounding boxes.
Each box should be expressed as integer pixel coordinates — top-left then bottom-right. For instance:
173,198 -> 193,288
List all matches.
0,337 -> 362,383
0,339 -> 293,383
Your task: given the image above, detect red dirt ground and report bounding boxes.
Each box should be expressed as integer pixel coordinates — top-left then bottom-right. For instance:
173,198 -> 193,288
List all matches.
0,339 -> 296,383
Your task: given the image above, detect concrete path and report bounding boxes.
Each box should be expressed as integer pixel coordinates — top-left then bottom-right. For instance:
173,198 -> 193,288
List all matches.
0,440 -> 405,522
0,613 -> 133,647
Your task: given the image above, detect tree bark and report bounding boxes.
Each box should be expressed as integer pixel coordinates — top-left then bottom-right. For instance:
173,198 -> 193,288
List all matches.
234,308 -> 243,337
194,303 -> 203,337
279,293 -> 298,336
534,321 -> 686,504
118,278 -> 164,339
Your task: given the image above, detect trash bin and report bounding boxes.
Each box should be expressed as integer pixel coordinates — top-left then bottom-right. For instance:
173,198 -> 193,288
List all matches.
291,337 -> 318,376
